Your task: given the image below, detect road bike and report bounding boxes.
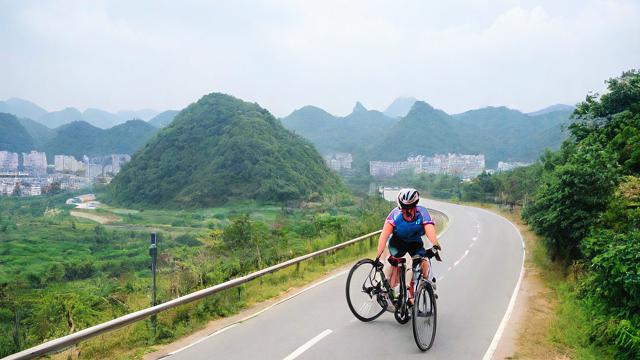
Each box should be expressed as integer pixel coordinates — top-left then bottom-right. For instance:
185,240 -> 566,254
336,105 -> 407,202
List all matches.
345,248 -> 441,351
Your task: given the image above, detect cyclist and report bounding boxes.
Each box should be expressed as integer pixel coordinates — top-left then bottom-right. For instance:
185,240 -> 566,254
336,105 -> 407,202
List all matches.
375,188 -> 441,305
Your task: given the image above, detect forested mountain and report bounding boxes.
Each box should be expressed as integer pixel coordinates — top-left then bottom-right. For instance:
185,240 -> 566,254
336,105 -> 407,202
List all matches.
283,97 -> 572,167
41,120 -> 158,161
82,108 -> 123,129
38,107 -> 84,128
110,93 -> 342,207
149,110 -> 179,127
383,97 -> 417,118
16,117 -> 56,148
527,104 -> 574,116
0,113 -> 35,153
0,98 -> 47,120
281,102 -> 398,154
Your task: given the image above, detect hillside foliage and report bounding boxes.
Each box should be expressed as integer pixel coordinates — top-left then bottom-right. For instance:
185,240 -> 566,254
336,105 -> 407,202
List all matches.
42,120 -> 158,161
281,99 -> 572,168
0,113 -> 35,153
110,93 -> 343,207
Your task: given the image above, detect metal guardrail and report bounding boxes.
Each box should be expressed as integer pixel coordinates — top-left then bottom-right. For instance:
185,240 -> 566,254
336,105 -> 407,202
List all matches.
5,230 -> 383,360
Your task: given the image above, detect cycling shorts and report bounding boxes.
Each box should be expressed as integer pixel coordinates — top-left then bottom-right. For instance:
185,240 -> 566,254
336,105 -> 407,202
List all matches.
387,235 -> 427,258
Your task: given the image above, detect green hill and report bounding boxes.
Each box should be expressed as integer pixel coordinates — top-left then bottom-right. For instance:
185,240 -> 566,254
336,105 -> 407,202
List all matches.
149,110 -> 179,127
0,113 -> 35,153
282,99 -> 571,167
372,101 -> 464,160
42,120 -> 158,161
281,102 -> 398,154
17,117 -> 56,148
110,93 -> 342,207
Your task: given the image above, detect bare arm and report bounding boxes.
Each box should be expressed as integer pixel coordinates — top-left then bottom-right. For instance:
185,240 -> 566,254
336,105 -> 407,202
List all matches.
424,223 -> 440,248
376,222 -> 394,258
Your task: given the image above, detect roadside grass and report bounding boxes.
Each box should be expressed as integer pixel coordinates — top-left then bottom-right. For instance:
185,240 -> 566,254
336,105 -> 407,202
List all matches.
52,211 -> 447,359
463,202 -> 609,359
53,235 -> 381,359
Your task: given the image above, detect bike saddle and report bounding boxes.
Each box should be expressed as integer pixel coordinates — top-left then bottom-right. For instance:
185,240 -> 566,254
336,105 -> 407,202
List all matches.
388,256 -> 406,266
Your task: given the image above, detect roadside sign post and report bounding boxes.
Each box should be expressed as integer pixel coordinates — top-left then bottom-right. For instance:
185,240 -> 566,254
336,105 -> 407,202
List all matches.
149,233 -> 158,335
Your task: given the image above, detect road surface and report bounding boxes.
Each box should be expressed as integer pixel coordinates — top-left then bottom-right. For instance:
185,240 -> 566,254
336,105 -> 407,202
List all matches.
165,199 -> 524,360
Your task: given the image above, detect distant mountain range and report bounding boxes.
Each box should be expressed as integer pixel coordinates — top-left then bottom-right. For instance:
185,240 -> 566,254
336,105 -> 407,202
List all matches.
0,112 -> 158,162
0,97 -> 165,129
281,98 -> 575,167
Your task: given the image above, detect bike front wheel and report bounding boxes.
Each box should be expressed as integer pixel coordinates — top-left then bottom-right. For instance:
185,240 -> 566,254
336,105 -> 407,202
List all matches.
412,281 -> 437,351
345,259 -> 387,322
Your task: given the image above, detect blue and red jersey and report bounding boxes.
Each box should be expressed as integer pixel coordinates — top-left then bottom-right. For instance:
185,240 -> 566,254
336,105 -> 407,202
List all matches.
385,205 -> 435,244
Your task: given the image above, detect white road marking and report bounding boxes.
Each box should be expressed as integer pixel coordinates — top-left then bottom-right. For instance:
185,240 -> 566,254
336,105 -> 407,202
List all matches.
472,236 -> 478,241
447,266 -> 452,271
282,329 -> 333,360
164,208 -> 453,358
470,243 -> 475,248
167,270 -> 348,357
476,208 -> 526,360
167,324 -> 239,355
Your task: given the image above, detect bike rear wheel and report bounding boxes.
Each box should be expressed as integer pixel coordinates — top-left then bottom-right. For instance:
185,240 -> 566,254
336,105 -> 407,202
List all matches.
345,259 -> 387,322
412,281 -> 437,351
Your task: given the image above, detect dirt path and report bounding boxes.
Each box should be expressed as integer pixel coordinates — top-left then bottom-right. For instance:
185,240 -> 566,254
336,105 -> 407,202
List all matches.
70,210 -> 119,224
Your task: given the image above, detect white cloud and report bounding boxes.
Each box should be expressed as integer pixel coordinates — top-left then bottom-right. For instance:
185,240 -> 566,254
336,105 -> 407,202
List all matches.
0,0 -> 638,116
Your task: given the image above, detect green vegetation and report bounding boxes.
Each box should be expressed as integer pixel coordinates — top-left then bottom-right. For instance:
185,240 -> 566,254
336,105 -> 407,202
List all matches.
458,70 -> 640,358
380,70 -> 639,358
149,110 -> 179,128
111,93 -> 343,208
281,103 -> 398,155
0,112 -> 35,152
281,99 -> 572,168
0,189 -> 396,358
43,120 -> 158,162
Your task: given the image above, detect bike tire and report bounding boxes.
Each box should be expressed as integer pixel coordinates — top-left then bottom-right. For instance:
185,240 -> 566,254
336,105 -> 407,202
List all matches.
345,259 -> 387,322
412,281 -> 437,351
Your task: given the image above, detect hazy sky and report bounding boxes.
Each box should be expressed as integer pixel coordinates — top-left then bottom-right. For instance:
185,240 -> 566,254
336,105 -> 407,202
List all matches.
1,0 -> 638,117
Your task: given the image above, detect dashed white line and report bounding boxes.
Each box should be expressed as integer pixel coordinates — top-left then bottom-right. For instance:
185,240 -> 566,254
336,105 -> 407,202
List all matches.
472,236 -> 478,241
282,329 -> 333,360
447,266 -> 452,271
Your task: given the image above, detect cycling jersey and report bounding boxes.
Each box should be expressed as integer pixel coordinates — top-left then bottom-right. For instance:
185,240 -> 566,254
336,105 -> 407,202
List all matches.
385,205 -> 434,243
385,205 -> 435,258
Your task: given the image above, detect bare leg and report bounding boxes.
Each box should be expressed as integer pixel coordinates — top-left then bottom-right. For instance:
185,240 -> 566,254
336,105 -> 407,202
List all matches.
420,258 -> 430,280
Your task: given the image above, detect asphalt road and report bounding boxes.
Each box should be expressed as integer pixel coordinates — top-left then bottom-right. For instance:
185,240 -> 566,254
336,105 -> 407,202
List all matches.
166,199 -> 524,360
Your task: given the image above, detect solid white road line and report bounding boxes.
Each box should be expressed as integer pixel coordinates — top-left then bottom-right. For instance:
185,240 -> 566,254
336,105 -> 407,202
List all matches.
167,324 -> 239,356
282,329 -> 333,360
167,270 -> 347,357
477,208 -> 526,360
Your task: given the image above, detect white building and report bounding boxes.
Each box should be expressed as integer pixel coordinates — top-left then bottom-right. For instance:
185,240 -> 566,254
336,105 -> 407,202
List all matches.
324,153 -> 353,171
0,151 -> 19,170
54,155 -> 86,173
370,153 -> 485,179
22,151 -> 48,174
